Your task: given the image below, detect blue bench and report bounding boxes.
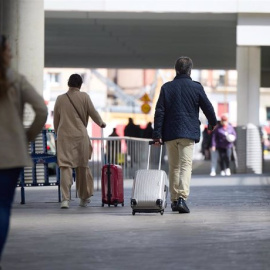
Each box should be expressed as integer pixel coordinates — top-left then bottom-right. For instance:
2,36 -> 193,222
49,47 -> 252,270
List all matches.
19,129 -> 60,204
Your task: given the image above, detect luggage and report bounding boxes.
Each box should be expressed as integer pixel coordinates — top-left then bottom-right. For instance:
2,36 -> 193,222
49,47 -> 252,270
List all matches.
101,130 -> 124,207
101,164 -> 124,207
130,141 -> 168,215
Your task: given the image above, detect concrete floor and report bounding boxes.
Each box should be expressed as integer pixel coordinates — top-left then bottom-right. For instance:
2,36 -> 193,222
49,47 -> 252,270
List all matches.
1,174 -> 270,270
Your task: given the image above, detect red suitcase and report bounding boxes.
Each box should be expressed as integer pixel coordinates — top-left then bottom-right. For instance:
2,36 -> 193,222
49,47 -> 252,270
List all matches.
101,164 -> 124,207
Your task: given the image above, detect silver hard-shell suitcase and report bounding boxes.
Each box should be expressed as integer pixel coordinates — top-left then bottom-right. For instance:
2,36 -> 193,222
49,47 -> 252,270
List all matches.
130,141 -> 169,215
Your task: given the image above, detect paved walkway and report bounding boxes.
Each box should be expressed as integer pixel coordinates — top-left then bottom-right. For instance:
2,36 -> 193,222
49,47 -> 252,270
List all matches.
2,174 -> 270,270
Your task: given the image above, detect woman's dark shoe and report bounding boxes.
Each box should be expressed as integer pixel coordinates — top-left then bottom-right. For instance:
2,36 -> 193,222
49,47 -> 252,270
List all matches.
177,197 -> 190,213
171,201 -> 178,212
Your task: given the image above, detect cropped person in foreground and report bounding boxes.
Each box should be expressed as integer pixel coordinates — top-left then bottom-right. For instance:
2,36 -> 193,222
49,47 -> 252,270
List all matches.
0,34 -> 47,263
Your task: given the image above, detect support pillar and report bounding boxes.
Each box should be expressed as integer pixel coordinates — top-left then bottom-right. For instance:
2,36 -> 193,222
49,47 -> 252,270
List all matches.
237,46 -> 260,126
236,46 -> 262,173
1,0 -> 44,124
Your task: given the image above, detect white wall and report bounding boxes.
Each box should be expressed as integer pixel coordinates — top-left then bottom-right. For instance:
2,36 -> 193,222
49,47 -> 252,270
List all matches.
44,0 -> 270,13
237,14 -> 270,46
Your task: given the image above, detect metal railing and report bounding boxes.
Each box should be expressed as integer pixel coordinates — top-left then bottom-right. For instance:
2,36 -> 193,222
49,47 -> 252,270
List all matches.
89,136 -> 168,190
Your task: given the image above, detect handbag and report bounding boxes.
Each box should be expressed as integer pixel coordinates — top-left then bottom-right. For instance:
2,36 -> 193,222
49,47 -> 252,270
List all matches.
226,133 -> 236,143
66,93 -> 93,159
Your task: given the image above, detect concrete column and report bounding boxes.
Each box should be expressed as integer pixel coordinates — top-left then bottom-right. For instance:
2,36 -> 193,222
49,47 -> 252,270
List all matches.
1,0 -> 44,125
236,46 -> 261,126
236,46 -> 262,174
2,0 -> 44,95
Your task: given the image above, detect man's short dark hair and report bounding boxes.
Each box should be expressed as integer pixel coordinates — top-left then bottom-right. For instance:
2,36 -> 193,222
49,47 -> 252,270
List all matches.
68,74 -> 83,88
175,57 -> 193,76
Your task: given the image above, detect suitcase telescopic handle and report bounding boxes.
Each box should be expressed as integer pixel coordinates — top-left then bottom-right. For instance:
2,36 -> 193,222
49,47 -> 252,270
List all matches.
147,141 -> 163,170
149,141 -> 164,145
101,128 -> 106,165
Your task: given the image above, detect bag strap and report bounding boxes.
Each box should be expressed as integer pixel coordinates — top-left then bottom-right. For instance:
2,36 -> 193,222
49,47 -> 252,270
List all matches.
66,93 -> 85,127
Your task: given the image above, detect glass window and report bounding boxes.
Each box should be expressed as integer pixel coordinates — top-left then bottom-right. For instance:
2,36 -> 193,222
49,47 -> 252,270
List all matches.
49,73 -> 60,85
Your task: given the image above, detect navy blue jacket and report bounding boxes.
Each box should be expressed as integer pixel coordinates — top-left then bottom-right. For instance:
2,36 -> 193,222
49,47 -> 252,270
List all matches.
153,74 -> 217,143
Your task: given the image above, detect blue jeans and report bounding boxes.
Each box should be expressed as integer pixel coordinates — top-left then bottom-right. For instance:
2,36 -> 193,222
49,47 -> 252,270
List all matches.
0,168 -> 21,261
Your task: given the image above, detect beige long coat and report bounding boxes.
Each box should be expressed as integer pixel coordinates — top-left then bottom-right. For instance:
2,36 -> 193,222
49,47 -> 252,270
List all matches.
0,69 -> 48,169
53,88 -> 104,168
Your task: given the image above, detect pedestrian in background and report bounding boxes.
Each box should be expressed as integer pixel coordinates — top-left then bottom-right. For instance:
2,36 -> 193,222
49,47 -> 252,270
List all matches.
153,56 -> 217,213
201,121 -> 221,176
54,74 -> 106,209
201,125 -> 212,160
124,118 -> 141,167
107,128 -> 121,164
124,117 -> 142,138
211,114 -> 236,176
143,122 -> 153,139
0,34 -> 47,263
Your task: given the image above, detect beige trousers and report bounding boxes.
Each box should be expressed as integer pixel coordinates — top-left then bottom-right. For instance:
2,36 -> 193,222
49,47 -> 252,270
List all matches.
60,166 -> 94,201
166,138 -> 194,202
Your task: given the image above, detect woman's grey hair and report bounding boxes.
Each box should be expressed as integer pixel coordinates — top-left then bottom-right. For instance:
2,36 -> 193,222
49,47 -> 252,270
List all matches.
175,56 -> 193,76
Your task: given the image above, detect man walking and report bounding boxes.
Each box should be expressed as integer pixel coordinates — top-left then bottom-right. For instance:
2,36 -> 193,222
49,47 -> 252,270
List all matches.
54,74 -> 106,209
153,57 -> 217,213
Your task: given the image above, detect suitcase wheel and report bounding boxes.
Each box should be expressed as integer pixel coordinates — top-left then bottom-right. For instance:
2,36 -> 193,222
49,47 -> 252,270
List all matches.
102,203 -> 104,207
132,210 -> 136,215
114,203 -> 118,207
160,210 -> 164,215
122,203 -> 124,207
131,199 -> 137,206
156,199 -> 163,208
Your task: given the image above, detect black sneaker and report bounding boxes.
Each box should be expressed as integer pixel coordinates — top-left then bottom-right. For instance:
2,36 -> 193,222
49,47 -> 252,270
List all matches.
177,197 -> 190,213
171,201 -> 178,212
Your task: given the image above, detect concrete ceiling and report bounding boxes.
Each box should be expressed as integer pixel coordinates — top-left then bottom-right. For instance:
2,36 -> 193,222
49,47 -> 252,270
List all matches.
45,11 -> 270,70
